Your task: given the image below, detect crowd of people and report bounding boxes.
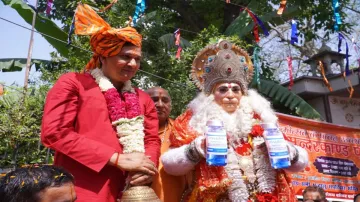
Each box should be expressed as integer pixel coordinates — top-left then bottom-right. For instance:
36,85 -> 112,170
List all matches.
0,3 -> 355,202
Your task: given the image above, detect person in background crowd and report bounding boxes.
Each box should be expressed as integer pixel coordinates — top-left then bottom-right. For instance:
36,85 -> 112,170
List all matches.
41,3 -> 160,202
146,87 -> 186,202
302,186 -> 327,202
354,193 -> 360,202
0,165 -> 76,202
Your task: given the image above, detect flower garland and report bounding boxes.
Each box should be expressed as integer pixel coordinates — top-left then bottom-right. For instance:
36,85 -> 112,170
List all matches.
227,96 -> 276,201
90,68 -> 145,153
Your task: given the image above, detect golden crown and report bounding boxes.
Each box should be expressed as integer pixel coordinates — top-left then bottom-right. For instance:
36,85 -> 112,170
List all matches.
190,40 -> 254,95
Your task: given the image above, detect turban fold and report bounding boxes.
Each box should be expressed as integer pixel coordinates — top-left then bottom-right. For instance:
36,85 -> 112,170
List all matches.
74,4 -> 142,70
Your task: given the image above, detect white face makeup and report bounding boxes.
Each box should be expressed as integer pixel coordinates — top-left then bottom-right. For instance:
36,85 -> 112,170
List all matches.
213,82 -> 242,113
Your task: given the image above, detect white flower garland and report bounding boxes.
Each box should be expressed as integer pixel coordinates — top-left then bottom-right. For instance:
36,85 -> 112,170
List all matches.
90,68 -> 145,153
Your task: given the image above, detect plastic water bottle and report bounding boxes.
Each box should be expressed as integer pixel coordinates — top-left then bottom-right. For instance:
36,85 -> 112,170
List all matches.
261,123 -> 291,169
205,120 -> 227,166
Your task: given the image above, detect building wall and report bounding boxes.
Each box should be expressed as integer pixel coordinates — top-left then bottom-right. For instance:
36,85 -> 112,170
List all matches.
307,96 -> 327,121
328,96 -> 360,128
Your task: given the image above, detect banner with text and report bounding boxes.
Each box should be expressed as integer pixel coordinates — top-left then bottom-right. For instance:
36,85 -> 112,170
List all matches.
278,113 -> 360,201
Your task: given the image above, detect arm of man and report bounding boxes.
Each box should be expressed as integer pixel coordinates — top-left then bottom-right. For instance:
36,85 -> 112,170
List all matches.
41,73 -> 116,173
161,145 -> 198,176
285,142 -> 309,172
127,92 -> 160,185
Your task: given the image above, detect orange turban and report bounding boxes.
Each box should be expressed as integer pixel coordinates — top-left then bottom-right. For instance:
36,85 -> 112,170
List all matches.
74,4 -> 142,70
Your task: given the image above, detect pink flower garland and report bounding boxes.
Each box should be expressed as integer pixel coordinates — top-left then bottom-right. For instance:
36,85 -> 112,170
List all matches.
103,89 -> 141,120
90,68 -> 145,153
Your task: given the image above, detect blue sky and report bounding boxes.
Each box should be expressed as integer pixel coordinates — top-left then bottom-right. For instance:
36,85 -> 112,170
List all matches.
0,0 -> 56,86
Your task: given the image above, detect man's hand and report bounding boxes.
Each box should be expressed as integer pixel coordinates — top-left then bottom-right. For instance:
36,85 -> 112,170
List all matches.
129,171 -> 154,186
110,153 -> 157,175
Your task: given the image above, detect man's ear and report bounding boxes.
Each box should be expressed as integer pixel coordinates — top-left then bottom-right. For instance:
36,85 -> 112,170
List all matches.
99,56 -> 105,64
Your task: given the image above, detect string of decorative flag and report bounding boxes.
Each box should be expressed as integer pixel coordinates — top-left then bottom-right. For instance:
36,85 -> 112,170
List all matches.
17,0 -> 358,97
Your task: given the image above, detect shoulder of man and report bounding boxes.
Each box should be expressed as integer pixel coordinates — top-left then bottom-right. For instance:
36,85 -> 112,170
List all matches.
55,72 -> 97,88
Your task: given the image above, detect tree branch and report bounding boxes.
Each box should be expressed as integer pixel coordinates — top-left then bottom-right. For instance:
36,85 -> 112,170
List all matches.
344,5 -> 360,15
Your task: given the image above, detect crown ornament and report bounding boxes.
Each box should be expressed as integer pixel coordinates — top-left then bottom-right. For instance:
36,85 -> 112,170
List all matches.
190,40 -> 254,95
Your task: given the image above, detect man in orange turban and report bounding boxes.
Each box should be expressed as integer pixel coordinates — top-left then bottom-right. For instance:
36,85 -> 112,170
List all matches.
41,4 -> 160,202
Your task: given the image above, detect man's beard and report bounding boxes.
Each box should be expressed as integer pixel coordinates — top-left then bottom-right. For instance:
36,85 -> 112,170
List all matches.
187,92 -> 253,140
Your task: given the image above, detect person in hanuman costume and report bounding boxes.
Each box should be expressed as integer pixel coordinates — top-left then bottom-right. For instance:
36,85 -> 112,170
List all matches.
161,40 -> 309,202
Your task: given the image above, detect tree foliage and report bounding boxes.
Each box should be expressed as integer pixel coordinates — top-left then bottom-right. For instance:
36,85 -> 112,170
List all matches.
0,86 -> 52,168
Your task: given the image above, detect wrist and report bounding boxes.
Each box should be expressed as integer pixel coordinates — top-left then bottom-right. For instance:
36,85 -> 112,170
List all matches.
109,153 -> 122,168
185,140 -> 202,164
290,145 -> 299,164
109,153 -> 119,166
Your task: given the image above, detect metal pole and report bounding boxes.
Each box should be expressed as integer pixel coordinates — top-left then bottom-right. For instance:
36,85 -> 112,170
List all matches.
24,0 -> 39,91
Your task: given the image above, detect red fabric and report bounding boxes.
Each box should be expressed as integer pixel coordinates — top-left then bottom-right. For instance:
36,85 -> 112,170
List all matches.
41,72 -> 160,202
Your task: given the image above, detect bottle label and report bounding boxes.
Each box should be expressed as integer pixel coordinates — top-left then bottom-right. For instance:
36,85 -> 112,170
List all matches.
263,127 -> 290,169
206,132 -> 227,155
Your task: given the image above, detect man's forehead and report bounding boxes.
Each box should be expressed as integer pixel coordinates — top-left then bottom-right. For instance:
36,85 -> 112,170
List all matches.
120,45 -> 141,56
148,88 -> 170,97
217,83 -> 240,87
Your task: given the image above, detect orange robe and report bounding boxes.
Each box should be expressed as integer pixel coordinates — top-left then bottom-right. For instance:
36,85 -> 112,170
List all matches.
152,119 -> 186,202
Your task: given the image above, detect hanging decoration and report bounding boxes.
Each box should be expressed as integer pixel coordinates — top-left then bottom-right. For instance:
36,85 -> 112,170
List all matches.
277,0 -> 287,15
100,0 -> 118,12
338,33 -> 354,98
244,8 -> 269,43
132,0 -> 146,26
46,0 -> 53,16
338,33 -> 350,76
174,29 -> 182,59
347,80 -> 354,98
332,0 -> 342,31
290,20 -> 298,45
318,61 -> 333,92
287,56 -> 294,90
253,47 -> 261,88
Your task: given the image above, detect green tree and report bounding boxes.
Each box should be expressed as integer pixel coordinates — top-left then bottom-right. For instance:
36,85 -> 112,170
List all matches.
0,85 -> 51,168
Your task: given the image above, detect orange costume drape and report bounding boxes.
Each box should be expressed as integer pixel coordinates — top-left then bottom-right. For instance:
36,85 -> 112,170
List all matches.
169,110 -> 298,202
152,119 -> 186,202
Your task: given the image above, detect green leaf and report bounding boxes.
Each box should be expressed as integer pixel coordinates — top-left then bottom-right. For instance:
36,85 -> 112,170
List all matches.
158,33 -> 192,50
2,0 -> 71,57
251,79 -> 323,120
0,58 -> 50,72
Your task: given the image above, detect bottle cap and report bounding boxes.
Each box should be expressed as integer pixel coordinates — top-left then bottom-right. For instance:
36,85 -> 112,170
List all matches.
206,119 -> 224,127
260,123 -> 278,129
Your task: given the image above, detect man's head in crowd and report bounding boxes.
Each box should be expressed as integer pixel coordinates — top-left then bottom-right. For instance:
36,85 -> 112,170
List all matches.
303,186 -> 326,202
146,87 -> 172,127
0,165 -> 76,202
354,193 -> 360,202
